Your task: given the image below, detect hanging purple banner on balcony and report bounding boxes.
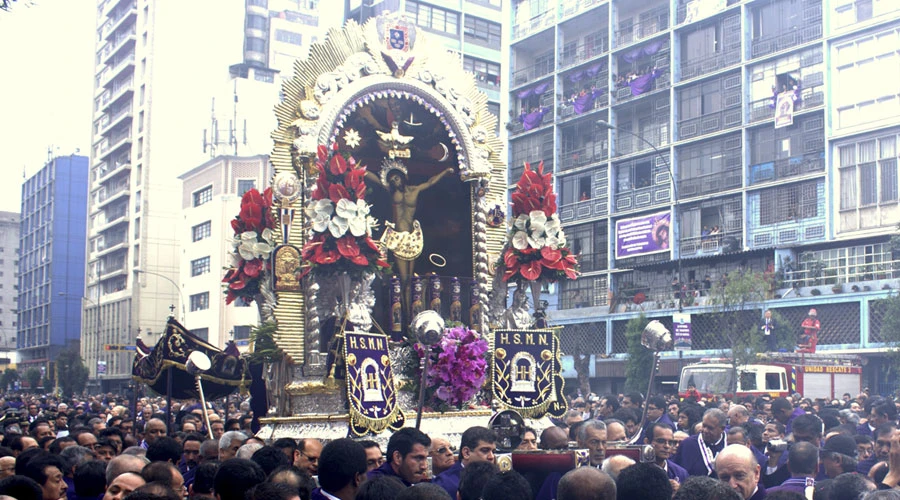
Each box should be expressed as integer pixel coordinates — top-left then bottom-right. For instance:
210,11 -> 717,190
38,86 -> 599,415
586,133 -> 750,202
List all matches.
615,210 -> 671,259
673,313 -> 692,351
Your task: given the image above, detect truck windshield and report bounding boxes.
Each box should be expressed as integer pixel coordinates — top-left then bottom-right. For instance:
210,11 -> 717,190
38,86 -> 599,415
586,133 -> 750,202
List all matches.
680,367 -> 734,394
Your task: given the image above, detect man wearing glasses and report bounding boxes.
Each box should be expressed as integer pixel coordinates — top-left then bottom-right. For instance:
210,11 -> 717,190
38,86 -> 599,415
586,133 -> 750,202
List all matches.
646,422 -> 688,488
361,440 -> 386,473
429,438 -> 456,476
298,438 -> 324,476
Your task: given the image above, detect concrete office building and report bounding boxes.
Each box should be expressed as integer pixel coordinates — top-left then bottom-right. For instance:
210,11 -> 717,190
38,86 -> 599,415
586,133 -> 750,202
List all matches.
506,0 -> 900,391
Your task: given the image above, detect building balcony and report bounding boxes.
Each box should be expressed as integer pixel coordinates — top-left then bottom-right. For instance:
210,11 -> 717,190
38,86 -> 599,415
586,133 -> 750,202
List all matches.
614,183 -> 671,212
680,48 -> 741,82
97,184 -> 130,210
678,167 -> 742,199
103,1 -> 137,41
512,11 -> 555,41
93,208 -> 128,233
615,6 -> 669,48
99,105 -> 132,137
559,197 -> 609,224
747,183 -> 826,249
102,54 -> 135,88
94,237 -> 128,259
511,61 -> 555,89
96,156 -> 131,184
559,143 -> 608,172
675,0 -> 741,25
560,0 -> 605,19
748,153 -> 825,186
614,126 -> 669,158
558,32 -> 609,69
677,106 -> 742,141
748,78 -> 825,124
101,25 -> 136,65
100,79 -> 133,113
98,131 -> 131,163
680,231 -> 742,258
750,12 -> 822,58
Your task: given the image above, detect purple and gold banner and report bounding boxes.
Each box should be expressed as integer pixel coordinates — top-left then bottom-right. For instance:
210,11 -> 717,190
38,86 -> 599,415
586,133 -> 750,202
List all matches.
492,329 -> 564,418
344,331 -> 404,435
615,211 -> 671,259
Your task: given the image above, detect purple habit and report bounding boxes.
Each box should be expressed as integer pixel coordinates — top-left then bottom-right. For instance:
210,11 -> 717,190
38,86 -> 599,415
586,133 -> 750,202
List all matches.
572,88 -> 604,114
520,107 -> 549,130
629,68 -> 662,96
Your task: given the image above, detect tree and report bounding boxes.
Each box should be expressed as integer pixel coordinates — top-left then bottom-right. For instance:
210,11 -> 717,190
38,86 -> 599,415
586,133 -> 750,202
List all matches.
624,314 -> 654,393
0,368 -> 17,391
24,367 -> 42,391
56,348 -> 89,397
707,269 -> 769,393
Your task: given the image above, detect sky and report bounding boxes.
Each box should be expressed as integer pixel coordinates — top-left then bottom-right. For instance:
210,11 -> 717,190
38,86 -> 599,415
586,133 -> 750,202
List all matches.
0,0 -> 95,213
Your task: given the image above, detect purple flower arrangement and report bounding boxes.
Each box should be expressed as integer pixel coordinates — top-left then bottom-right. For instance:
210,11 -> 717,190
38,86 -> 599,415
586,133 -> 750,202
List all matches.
417,326 -> 489,409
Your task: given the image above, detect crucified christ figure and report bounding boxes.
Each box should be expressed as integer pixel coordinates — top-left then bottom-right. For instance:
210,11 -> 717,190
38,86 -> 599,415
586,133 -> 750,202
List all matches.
366,159 -> 455,320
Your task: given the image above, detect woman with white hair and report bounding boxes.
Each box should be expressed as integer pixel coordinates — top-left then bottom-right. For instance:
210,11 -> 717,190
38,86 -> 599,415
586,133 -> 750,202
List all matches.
839,408 -> 860,426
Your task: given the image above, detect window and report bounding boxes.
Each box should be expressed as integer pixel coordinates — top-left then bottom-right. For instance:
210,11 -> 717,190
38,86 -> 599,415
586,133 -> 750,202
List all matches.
752,0 -> 802,40
759,181 -> 820,225
191,257 -> 211,277
681,24 -> 721,62
192,221 -> 212,242
834,27 -> 900,129
275,29 -> 302,46
463,16 -> 501,48
191,328 -> 209,342
463,56 -> 500,86
838,134 -> 900,210
190,292 -> 210,312
237,179 -> 256,196
405,1 -> 459,35
765,373 -> 782,391
193,186 -> 212,207
616,158 -> 653,192
679,81 -> 725,122
233,325 -> 252,340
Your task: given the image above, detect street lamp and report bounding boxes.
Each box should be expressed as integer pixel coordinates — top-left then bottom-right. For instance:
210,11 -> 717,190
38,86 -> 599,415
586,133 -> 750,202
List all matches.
135,269 -> 185,322
596,119 -> 683,312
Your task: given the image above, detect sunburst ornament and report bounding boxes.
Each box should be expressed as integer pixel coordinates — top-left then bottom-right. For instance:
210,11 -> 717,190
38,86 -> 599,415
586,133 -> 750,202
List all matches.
343,128 -> 362,149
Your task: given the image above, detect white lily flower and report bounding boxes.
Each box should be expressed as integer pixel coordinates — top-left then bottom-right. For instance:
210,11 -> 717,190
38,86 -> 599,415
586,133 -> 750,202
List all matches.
311,212 -> 330,232
514,214 -> 529,230
254,241 -> 274,259
329,216 -> 349,238
512,231 -> 529,250
335,198 -> 357,219
356,199 -> 370,216
313,199 -> 334,216
528,234 -> 546,249
261,228 -> 275,244
348,215 -> 367,237
545,216 -> 561,237
529,211 -> 547,235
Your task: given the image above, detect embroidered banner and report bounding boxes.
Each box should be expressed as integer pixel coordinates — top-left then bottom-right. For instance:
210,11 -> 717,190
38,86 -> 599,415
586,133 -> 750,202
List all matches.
492,329 -> 563,418
344,331 -> 404,435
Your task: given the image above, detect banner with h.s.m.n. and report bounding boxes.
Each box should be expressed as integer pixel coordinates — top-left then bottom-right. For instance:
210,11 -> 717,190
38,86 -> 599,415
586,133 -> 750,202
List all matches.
343,331 -> 404,435
493,329 -> 566,418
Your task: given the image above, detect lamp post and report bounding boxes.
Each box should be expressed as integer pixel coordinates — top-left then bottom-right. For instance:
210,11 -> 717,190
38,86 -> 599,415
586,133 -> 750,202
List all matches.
135,269 -> 185,322
596,119 -> 683,312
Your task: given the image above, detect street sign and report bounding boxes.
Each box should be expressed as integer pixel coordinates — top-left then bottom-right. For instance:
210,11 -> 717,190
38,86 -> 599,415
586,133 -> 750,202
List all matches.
104,344 -> 136,351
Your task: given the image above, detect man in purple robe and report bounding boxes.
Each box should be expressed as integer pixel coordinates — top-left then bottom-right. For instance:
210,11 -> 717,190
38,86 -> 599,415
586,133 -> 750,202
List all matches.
673,408 -> 727,477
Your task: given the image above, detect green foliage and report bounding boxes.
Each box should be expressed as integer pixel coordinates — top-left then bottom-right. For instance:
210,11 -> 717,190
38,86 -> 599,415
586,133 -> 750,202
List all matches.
247,322 -> 283,364
24,367 -> 42,391
0,368 -> 17,391
878,293 -> 900,375
707,269 -> 770,392
56,348 -> 89,397
624,314 -> 654,393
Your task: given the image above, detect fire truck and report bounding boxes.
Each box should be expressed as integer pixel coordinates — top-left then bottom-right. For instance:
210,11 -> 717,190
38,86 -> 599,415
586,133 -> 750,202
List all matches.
678,353 -> 862,400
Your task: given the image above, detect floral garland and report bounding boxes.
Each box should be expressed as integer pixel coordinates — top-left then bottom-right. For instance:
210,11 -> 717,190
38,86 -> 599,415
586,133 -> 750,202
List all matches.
301,144 -> 389,280
222,188 -> 276,305
503,161 -> 578,282
415,326 -> 489,409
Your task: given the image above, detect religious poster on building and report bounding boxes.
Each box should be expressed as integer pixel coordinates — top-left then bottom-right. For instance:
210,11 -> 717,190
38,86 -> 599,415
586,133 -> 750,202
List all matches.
615,211 -> 671,259
343,331 -> 404,435
493,329 -> 563,418
673,313 -> 692,351
775,91 -> 795,129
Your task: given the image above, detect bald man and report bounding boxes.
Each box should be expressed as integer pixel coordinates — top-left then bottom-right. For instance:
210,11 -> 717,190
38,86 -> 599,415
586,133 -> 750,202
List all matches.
557,467 -> 616,500
715,445 -> 765,500
600,455 -> 635,482
539,426 -> 569,450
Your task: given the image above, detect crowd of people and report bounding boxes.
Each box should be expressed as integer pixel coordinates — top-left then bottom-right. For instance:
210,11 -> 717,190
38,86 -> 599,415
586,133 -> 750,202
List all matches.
0,389 -> 897,500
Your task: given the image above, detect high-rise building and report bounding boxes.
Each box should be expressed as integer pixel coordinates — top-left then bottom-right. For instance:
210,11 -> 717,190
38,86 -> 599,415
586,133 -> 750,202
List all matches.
86,1 -> 330,391
0,212 -> 20,362
507,0 -> 900,392
17,156 -> 89,373
178,154 -> 271,350
345,0 -> 505,129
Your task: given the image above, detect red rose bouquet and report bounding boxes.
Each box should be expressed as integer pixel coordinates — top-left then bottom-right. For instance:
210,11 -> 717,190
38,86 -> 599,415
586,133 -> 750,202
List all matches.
300,144 -> 389,279
503,161 -> 578,282
222,188 -> 276,304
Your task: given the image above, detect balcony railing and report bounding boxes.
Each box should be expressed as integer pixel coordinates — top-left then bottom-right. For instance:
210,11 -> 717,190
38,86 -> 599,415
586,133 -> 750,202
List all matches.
676,0 -> 741,24
559,0 -> 604,18
748,153 -> 825,185
614,70 -> 670,104
750,7 -> 823,58
615,6 -> 670,47
749,80 -> 825,123
559,143 -> 609,171
558,90 -> 609,121
558,32 -> 609,69
678,167 -> 742,198
559,198 -> 609,223
511,61 -> 555,88
678,106 -> 742,140
680,48 -> 741,81
777,258 -> 900,291
680,231 -> 743,257
512,11 -> 555,40
615,127 -> 669,157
